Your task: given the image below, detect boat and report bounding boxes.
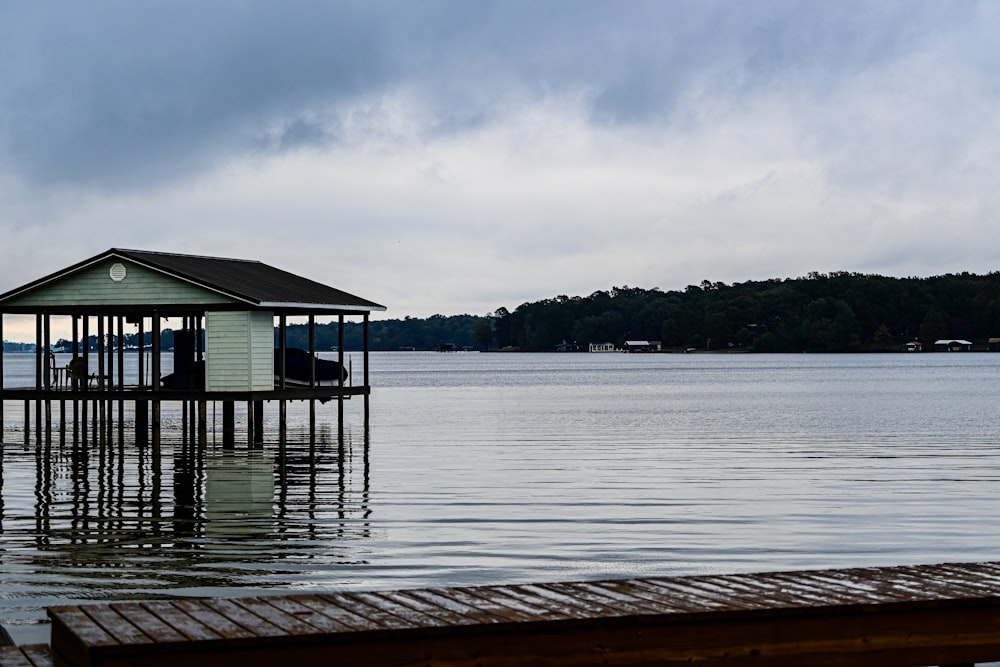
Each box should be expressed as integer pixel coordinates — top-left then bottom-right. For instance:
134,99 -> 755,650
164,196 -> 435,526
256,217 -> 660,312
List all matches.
275,347 -> 347,386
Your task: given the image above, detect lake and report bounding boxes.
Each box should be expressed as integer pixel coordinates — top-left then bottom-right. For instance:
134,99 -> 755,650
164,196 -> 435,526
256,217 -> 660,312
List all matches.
3,350 -> 1000,644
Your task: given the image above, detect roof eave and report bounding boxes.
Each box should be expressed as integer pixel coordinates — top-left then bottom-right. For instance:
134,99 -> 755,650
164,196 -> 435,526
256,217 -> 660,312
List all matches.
258,301 -> 387,313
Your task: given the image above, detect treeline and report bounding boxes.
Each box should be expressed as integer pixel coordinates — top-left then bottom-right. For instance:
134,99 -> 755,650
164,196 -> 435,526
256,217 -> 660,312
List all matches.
38,314 -> 491,353
19,271 -> 1000,354
492,271 -> 1000,352
284,314 -> 490,351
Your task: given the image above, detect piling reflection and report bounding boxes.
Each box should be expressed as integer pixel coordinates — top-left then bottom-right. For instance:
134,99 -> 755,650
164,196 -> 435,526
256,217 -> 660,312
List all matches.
0,417 -> 372,598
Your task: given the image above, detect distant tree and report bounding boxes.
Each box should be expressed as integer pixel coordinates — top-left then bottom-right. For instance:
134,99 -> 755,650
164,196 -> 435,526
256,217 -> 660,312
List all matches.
919,309 -> 949,343
873,324 -> 894,350
473,316 -> 494,350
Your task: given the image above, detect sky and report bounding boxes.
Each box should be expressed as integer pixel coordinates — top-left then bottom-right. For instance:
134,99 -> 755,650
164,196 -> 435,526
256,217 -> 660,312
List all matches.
2,1 -> 1000,342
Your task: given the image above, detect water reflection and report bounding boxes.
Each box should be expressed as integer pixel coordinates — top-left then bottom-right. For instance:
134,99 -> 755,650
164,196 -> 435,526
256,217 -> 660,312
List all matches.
1,415 -> 371,641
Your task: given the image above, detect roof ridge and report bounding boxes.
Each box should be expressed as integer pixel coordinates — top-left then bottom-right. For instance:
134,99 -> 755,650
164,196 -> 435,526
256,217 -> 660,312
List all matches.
112,248 -> 262,264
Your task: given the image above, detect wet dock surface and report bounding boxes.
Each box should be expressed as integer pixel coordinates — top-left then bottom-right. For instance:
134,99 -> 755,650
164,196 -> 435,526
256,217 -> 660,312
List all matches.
14,560 -> 1000,666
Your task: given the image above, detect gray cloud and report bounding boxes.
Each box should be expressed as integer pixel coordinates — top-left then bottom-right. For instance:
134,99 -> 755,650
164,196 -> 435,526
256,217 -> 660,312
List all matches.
2,0 -> 1000,322
5,1 -> 975,191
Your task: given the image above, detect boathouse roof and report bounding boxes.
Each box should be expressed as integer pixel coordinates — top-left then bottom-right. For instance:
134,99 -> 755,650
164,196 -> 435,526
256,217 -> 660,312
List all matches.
0,248 -> 386,315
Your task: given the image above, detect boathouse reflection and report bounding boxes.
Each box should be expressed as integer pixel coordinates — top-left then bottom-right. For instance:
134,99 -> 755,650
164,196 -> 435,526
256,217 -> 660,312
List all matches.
5,423 -> 372,578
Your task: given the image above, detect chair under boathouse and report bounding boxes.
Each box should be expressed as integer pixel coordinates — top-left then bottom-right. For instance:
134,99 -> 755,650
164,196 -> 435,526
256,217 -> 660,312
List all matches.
0,248 -> 386,444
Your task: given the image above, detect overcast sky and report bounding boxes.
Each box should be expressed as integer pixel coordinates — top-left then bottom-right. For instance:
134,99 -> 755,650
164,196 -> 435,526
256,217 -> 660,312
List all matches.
2,1 -> 1000,339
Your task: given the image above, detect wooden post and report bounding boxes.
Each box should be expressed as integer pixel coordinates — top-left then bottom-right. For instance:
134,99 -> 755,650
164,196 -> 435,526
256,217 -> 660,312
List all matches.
247,401 -> 255,449
73,392 -> 80,443
91,398 -> 99,445
138,317 -> 145,387
222,401 -> 235,449
59,399 -> 66,445
97,316 -> 105,441
310,398 -> 316,436
82,316 -> 90,393
188,400 -> 196,446
43,314 -> 52,443
309,314 -> 316,387
152,400 -> 160,449
106,315 -> 113,390
253,400 -> 264,446
198,401 -> 207,448
279,399 -> 287,442
71,314 -> 79,391
117,315 -> 124,388
35,314 -> 43,389
338,315 -> 345,388
43,313 -> 51,390
338,314 -> 345,414
35,314 -> 42,445
136,400 -> 148,445
278,314 -> 287,390
151,312 -> 160,392
364,312 -> 370,426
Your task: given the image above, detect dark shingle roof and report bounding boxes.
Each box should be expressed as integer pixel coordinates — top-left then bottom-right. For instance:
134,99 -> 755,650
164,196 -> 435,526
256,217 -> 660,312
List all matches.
1,248 -> 386,313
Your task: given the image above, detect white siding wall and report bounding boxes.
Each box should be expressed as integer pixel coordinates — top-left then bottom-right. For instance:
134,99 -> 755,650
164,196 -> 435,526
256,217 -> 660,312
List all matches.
205,311 -> 274,392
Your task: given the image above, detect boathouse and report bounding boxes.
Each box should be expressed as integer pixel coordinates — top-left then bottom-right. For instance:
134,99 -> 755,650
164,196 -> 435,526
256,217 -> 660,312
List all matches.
0,248 -> 385,443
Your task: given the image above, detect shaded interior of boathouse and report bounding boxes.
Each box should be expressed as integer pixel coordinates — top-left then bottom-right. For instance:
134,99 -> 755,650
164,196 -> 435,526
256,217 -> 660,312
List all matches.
0,248 -> 386,447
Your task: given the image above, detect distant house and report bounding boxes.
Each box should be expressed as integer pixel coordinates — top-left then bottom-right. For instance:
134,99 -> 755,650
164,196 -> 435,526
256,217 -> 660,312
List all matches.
934,339 -> 973,352
625,340 -> 661,353
989,337 -> 1000,352
905,340 -> 923,352
589,342 -> 616,353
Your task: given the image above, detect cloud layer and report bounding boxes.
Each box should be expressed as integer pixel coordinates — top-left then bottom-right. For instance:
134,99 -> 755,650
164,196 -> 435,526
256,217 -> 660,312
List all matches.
2,0 -> 1000,334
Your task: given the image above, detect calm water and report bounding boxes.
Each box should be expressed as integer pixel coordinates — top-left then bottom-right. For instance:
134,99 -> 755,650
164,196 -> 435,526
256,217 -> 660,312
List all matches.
3,351 -> 1000,644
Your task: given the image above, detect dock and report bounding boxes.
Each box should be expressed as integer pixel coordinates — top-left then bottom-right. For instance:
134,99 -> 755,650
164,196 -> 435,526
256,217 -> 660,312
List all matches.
5,560 -> 1000,666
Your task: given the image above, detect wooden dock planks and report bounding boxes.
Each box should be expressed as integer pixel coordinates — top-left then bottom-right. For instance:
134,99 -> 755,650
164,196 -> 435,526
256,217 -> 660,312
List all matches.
0,644 -> 54,667
46,561 -> 1000,666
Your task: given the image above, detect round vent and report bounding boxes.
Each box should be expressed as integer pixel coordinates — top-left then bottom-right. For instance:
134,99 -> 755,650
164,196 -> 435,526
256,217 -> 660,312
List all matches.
109,263 -> 127,282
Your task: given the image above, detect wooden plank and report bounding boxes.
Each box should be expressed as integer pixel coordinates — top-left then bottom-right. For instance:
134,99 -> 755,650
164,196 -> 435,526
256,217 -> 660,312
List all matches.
200,598 -> 284,638
17,645 -> 54,667
458,585 -> 583,622
918,563 -> 1000,597
943,561 -> 1000,588
645,576 -> 785,610
754,572 -> 879,606
227,597 -> 323,636
48,606 -> 118,648
454,584 -> 576,620
285,594 -> 383,632
0,646 -> 34,667
626,577 -> 749,611
170,600 -> 258,640
341,591 -> 445,627
373,590 -> 481,627
393,588 -> 509,626
48,605 -> 119,667
81,605 -> 150,646
420,586 -> 539,623
138,601 -> 222,642
709,572 -> 857,608
107,603 -> 187,643
250,596 -> 356,634
587,579 -> 706,614
511,583 -> 625,619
